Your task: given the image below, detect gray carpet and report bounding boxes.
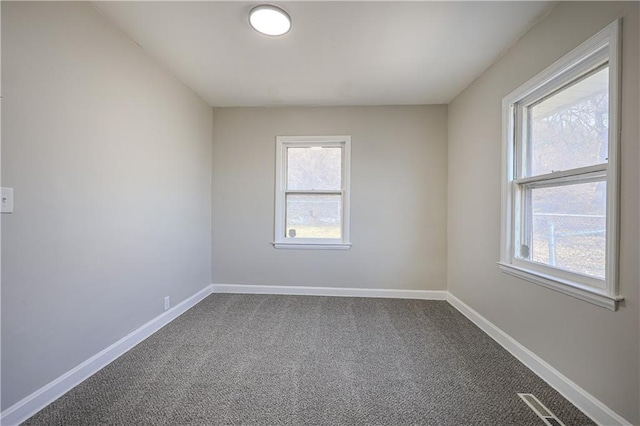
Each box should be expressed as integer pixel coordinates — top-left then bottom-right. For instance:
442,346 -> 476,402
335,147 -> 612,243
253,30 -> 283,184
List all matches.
24,294 -> 594,425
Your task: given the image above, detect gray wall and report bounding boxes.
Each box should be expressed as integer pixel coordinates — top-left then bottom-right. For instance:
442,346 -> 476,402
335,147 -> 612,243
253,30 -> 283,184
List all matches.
1,2 -> 212,409
212,106 -> 447,290
3,1 -> 637,422
447,2 -> 639,423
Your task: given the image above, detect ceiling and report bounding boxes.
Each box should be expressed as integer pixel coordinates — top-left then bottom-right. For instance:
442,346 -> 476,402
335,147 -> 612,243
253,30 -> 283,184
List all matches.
93,1 -> 553,107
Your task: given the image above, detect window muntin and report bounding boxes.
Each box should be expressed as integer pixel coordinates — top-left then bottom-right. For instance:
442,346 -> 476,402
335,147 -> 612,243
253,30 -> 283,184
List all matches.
274,136 -> 351,249
500,20 -> 621,309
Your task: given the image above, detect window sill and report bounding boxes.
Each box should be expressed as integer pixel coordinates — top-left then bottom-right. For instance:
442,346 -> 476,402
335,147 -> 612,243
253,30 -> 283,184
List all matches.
497,262 -> 623,311
272,242 -> 352,250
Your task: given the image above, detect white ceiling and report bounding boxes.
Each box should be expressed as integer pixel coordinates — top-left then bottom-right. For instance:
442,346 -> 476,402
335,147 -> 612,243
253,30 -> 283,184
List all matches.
94,1 -> 552,107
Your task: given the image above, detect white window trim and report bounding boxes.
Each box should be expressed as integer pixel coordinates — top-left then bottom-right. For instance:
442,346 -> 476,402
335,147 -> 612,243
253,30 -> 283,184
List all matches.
273,135 -> 352,250
499,19 -> 623,310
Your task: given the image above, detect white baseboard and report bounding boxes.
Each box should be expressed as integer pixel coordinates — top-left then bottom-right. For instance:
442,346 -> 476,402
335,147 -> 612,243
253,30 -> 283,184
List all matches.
1,284 -> 628,426
446,293 -> 631,426
0,284 -> 214,426
211,283 -> 448,300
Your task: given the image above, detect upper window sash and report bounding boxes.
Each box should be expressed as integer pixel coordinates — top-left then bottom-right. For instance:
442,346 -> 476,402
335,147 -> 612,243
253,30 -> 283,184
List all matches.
282,141 -> 345,192
514,55 -> 609,181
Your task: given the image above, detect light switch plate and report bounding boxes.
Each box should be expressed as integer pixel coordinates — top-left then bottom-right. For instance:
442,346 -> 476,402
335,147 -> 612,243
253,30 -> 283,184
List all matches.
1,187 -> 14,213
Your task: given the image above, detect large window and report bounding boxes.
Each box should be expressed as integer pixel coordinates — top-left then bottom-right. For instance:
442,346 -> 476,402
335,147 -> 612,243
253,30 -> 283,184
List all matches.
273,136 -> 351,249
499,20 -> 622,310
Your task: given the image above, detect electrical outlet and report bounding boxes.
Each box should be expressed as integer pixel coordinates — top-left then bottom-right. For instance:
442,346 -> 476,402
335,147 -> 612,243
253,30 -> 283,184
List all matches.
164,296 -> 170,311
1,187 -> 14,213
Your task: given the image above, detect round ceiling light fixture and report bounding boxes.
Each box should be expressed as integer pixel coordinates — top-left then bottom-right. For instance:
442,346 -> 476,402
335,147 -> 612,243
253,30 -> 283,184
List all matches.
249,4 -> 291,36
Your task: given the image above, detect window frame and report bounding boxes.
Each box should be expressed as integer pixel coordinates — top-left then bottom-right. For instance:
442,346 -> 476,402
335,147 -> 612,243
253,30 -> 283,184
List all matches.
273,135 -> 352,250
499,20 -> 623,310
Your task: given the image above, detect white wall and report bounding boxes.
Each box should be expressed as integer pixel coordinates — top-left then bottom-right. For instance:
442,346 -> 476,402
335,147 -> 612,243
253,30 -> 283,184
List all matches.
1,2 -> 212,409
212,106 -> 447,291
447,2 -> 639,423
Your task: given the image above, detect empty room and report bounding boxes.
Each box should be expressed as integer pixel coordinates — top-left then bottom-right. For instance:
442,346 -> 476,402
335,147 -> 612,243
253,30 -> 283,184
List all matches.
1,1 -> 638,425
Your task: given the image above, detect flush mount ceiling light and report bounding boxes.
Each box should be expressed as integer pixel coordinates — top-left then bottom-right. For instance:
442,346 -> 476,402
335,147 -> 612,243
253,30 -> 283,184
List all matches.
249,5 -> 291,36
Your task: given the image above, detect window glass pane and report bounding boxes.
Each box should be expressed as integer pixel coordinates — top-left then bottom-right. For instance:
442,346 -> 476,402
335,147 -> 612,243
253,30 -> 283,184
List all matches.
527,181 -> 606,279
286,194 -> 341,239
527,66 -> 609,176
287,147 -> 341,190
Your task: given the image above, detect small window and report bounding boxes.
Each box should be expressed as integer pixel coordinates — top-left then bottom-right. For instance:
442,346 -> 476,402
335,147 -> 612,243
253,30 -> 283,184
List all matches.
273,136 -> 351,249
499,20 -> 622,310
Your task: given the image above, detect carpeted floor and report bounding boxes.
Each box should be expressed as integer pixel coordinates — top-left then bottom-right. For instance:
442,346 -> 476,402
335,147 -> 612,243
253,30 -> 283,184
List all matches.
24,294 -> 594,425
